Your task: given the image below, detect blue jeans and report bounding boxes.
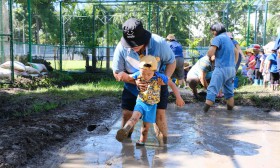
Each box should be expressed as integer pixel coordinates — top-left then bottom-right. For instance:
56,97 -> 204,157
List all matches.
206,67 -> 236,102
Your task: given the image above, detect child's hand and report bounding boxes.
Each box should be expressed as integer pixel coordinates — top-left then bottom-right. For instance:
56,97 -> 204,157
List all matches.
176,97 -> 185,107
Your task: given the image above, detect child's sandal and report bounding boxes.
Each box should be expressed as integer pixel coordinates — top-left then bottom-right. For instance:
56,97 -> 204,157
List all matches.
136,140 -> 145,146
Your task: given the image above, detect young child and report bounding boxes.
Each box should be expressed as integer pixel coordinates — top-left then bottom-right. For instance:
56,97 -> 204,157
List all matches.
115,55 -> 185,146
245,48 -> 256,84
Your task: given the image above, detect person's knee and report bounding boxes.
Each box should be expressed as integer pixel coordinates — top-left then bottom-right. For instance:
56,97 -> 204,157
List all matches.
224,93 -> 234,100
156,109 -> 166,120
122,109 -> 132,119
188,79 -> 197,89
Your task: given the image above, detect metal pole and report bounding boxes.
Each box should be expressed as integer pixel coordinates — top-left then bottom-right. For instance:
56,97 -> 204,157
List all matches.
148,1 -> 151,31
28,0 -> 32,62
63,16 -> 66,58
226,3 -> 229,31
156,3 -> 159,34
59,1 -> 63,71
263,0 -> 268,46
9,0 -> 14,82
254,9 -> 257,44
23,19 -> 25,54
246,1 -> 251,47
0,0 -> 4,63
106,15 -> 110,71
92,5 -> 96,71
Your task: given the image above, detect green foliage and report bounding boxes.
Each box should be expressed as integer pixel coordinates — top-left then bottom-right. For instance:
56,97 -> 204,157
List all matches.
11,0 -> 279,48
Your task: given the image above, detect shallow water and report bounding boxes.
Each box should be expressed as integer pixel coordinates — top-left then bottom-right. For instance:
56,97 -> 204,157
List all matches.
35,103 -> 280,168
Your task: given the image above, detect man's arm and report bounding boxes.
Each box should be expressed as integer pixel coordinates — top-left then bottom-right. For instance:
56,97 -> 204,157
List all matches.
164,60 -> 176,78
113,71 -> 135,84
234,47 -> 239,64
235,43 -> 245,59
199,70 -> 208,89
168,80 -> 185,107
207,46 -> 217,58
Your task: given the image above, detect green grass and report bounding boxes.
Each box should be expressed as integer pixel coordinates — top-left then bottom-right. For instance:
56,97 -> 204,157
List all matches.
2,80 -> 124,118
48,60 -> 113,71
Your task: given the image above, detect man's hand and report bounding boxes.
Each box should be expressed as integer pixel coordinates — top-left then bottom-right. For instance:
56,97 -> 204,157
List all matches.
116,72 -> 128,81
135,78 -> 148,91
176,97 -> 185,107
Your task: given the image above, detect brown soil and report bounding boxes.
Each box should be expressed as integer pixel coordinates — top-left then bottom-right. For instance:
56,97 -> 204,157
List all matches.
0,89 -> 121,168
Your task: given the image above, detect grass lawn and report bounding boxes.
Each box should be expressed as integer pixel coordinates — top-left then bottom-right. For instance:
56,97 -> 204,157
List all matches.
48,60 -> 113,71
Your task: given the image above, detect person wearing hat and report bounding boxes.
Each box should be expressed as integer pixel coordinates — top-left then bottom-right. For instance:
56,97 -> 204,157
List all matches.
265,45 -> 279,90
115,55 -> 184,146
245,48 -> 256,84
112,18 -> 177,145
166,34 -> 185,88
203,22 -> 236,113
252,44 -> 263,85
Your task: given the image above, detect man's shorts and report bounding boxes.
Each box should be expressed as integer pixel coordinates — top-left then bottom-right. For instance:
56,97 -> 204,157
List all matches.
121,85 -> 169,111
171,57 -> 185,80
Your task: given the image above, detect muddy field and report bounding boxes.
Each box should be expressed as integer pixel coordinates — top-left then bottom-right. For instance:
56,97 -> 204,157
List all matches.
0,87 -> 274,168
0,90 -> 121,168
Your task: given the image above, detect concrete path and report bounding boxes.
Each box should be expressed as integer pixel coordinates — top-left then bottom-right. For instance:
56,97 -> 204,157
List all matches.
49,103 -> 280,168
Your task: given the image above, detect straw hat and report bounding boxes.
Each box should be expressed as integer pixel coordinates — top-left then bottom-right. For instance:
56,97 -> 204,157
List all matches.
166,34 -> 176,41
139,55 -> 160,71
245,48 -> 254,54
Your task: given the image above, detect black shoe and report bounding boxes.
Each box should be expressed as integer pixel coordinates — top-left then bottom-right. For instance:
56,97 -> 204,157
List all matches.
203,103 -> 211,112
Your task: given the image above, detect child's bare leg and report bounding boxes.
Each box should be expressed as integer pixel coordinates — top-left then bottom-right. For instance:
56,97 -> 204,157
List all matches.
137,122 -> 150,145
116,111 -> 141,142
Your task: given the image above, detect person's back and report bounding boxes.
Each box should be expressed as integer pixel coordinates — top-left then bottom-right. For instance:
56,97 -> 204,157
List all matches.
212,33 -> 235,68
168,40 -> 183,58
267,52 -> 278,73
188,56 -> 212,79
166,34 -> 185,87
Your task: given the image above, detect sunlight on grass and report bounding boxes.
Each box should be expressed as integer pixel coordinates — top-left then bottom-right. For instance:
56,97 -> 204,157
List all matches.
48,60 -> 113,71
34,80 -> 123,100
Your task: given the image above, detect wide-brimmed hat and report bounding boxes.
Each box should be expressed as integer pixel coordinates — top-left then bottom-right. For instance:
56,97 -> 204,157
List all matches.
166,34 -> 176,40
245,48 -> 254,54
121,18 -> 151,48
263,41 -> 275,51
139,55 -> 160,71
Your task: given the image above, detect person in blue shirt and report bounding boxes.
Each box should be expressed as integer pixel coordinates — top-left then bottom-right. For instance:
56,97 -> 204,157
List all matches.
112,18 -> 176,146
166,34 -> 185,87
115,55 -> 184,146
203,23 -> 236,112
266,48 -> 279,91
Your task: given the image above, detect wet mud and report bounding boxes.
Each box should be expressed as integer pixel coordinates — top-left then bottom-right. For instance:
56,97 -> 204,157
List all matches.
27,102 -> 280,168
